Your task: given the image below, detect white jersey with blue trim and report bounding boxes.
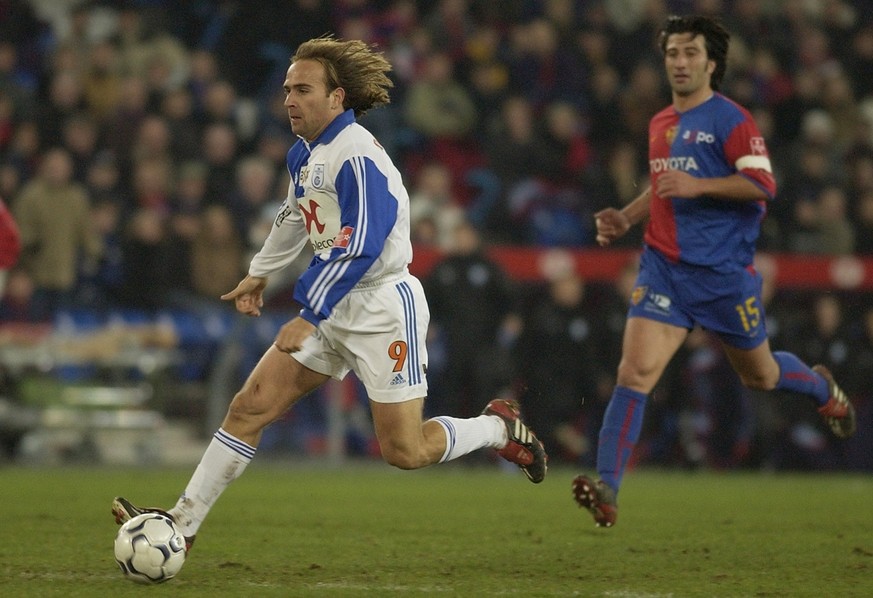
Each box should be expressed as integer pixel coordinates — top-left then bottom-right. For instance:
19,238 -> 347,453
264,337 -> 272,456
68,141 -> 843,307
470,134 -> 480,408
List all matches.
248,109 -> 412,325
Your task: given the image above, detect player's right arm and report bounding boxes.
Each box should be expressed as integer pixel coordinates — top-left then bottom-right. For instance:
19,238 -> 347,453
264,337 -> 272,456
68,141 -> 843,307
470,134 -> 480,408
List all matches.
594,186 -> 652,247
222,181 -> 310,316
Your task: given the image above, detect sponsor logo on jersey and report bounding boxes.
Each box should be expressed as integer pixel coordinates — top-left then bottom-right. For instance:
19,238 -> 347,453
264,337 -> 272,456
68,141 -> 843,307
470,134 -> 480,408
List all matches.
275,201 -> 293,227
641,291 -> 672,316
649,156 -> 700,172
312,238 -> 335,252
650,293 -> 671,310
682,129 -> 715,144
299,199 -> 326,235
390,372 -> 406,386
750,136 -> 767,155
333,225 -> 354,249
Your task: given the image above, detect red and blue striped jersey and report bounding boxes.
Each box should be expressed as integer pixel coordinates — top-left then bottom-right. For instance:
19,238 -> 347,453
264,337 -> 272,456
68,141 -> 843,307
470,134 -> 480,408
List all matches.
645,93 -> 776,269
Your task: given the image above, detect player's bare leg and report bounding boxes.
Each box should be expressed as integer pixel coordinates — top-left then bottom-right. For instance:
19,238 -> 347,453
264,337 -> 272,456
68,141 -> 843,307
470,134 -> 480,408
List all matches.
370,396 -> 547,482
221,345 -> 330,446
113,346 -> 330,543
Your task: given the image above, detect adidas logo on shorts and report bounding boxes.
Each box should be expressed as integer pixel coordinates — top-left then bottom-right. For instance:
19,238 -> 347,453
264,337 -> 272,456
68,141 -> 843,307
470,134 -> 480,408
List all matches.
390,373 -> 406,386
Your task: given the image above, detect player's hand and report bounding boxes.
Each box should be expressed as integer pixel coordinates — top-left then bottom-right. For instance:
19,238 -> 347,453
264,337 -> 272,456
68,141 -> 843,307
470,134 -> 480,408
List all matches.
594,208 -> 631,247
655,170 -> 701,199
273,316 -> 316,354
220,275 -> 267,316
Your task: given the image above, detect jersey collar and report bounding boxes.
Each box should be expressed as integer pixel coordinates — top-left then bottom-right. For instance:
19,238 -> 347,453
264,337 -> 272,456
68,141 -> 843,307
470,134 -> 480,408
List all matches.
302,109 -> 355,150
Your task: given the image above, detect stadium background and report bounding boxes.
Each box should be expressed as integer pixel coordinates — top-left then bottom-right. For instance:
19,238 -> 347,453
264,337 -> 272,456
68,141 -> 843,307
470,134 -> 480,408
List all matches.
0,0 -> 871,472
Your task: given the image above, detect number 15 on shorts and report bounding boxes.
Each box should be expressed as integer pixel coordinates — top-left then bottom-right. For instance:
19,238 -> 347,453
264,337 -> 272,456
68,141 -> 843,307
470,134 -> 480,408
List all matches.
735,297 -> 761,333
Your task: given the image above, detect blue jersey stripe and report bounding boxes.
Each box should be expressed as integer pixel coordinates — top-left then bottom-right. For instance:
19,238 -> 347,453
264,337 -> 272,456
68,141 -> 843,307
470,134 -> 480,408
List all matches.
306,157 -> 368,313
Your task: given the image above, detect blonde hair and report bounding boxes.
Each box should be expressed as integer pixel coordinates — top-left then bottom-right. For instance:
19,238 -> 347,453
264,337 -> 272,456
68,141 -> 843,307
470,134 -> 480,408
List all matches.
292,37 -> 393,116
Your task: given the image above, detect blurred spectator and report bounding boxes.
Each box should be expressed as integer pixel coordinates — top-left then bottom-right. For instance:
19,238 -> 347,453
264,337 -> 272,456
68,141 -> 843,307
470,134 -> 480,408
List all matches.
130,156 -> 172,214
226,155 -> 278,249
104,76 -> 149,164
201,121 -> 238,205
854,191 -> 873,254
424,220 -> 519,418
424,0 -> 475,61
189,205 -> 245,301
408,161 -> 465,251
4,120 -> 41,182
506,17 -> 585,109
482,95 -> 544,189
61,112 -> 99,182
38,70 -> 85,145
846,23 -> 873,100
777,293 -> 853,469
11,147 -> 102,320
788,185 -> 855,255
585,64 -> 626,150
163,160 -> 208,296
618,61 -> 667,140
460,24 -> 509,135
114,5 -> 188,89
0,267 -> 34,322
537,100 -> 594,186
131,114 -> 173,166
85,150 -> 127,206
0,162 -> 21,202
0,37 -> 39,110
81,39 -> 122,121
76,197 -> 123,309
116,206 -> 170,311
159,87 -> 201,161
515,266 -> 607,464
404,51 -> 477,140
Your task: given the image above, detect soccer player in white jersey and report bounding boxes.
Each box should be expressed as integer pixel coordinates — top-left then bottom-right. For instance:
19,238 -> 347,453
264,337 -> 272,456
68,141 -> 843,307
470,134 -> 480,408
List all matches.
111,37 -> 547,554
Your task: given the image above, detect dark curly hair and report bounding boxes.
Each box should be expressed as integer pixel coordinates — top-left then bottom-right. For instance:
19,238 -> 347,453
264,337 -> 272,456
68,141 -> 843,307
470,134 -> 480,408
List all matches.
292,37 -> 393,117
658,15 -> 730,91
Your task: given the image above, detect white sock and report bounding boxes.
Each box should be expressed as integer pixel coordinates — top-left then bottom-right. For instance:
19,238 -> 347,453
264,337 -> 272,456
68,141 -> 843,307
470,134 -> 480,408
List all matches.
169,428 -> 255,536
431,415 -> 507,463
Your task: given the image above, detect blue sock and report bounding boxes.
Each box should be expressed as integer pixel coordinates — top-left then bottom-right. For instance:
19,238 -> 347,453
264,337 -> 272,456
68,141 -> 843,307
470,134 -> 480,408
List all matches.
596,385 -> 647,495
772,351 -> 829,406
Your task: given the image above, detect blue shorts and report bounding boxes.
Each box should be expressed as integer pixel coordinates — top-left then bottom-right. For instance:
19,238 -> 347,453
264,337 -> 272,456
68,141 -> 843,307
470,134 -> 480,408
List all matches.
626,247 -> 767,350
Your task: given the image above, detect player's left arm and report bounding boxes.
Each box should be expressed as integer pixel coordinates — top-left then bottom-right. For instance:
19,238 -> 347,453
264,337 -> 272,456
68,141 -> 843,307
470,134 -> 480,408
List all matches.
293,156 -> 398,325
657,114 -> 776,203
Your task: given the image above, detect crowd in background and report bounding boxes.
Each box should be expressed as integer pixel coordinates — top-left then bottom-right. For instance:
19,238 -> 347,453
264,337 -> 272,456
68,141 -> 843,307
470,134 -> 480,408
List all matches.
0,0 -> 871,470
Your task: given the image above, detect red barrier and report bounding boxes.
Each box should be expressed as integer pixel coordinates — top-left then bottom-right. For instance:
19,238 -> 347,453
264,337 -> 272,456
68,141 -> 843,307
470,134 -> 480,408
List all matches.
410,246 -> 873,291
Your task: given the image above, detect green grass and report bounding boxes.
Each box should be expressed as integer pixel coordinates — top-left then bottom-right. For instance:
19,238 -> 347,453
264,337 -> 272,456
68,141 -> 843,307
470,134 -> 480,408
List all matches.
0,463 -> 871,597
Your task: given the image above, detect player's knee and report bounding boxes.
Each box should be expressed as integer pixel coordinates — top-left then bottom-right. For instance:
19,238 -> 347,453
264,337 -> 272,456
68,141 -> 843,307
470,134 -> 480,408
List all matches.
380,443 -> 428,470
616,362 -> 657,390
225,389 -> 272,429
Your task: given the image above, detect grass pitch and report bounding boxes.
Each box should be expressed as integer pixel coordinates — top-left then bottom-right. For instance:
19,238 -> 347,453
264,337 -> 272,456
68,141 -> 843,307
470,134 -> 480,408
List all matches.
0,463 -> 870,597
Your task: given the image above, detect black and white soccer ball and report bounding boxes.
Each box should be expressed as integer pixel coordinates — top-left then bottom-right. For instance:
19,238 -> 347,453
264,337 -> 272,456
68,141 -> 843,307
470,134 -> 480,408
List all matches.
114,512 -> 186,584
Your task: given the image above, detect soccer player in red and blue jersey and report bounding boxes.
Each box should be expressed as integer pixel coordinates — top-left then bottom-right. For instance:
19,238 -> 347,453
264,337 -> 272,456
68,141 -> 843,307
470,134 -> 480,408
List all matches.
572,15 -> 857,528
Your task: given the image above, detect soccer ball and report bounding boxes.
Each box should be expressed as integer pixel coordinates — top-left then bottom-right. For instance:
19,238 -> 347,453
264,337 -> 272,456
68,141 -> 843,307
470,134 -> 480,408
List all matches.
114,512 -> 186,584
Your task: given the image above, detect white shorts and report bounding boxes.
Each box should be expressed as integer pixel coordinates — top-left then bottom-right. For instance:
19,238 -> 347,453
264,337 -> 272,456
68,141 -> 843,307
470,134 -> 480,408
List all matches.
293,272 -> 429,403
